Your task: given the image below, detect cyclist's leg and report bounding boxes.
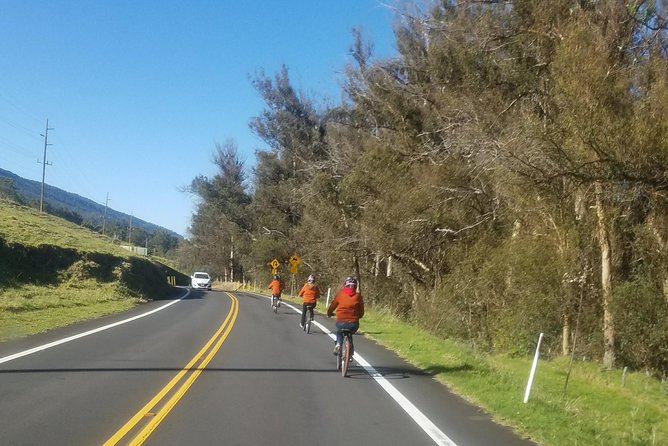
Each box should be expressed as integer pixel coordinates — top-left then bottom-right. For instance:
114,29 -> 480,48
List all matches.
334,322 -> 345,354
300,303 -> 307,326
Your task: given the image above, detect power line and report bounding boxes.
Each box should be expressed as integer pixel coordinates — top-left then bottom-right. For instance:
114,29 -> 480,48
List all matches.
0,90 -> 44,126
0,134 -> 34,157
50,131 -> 98,202
0,112 -> 41,139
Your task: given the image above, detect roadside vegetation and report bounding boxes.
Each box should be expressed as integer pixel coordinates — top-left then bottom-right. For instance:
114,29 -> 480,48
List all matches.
361,310 -> 667,446
0,199 -> 130,254
187,3 -> 668,440
1,200 -> 665,444
0,282 -> 142,341
181,0 -> 668,382
0,199 -> 186,341
270,289 -> 666,445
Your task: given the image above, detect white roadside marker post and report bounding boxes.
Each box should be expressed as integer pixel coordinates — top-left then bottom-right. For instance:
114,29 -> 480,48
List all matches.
524,332 -> 544,403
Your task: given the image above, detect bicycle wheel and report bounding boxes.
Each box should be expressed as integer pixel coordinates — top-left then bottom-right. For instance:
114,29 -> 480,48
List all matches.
306,309 -> 312,334
272,297 -> 277,313
341,335 -> 351,377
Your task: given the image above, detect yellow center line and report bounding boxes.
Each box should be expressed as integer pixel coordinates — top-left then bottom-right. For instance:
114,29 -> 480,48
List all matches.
103,293 -> 239,446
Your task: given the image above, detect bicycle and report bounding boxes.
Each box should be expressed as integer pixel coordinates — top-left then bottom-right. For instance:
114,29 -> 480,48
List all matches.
271,295 -> 279,313
302,304 -> 315,333
336,329 -> 354,377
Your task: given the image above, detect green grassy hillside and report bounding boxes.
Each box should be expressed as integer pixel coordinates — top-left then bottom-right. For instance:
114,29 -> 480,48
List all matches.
0,199 -> 188,341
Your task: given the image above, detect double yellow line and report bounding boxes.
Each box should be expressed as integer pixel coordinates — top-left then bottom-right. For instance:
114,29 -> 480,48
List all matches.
104,292 -> 239,445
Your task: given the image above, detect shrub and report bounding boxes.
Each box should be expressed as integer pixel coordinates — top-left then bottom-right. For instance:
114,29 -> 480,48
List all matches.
613,279 -> 668,375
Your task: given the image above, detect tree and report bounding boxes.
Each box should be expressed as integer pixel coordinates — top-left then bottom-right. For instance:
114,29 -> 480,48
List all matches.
0,178 -> 23,203
187,140 -> 252,280
248,66 -> 331,279
175,0 -> 668,374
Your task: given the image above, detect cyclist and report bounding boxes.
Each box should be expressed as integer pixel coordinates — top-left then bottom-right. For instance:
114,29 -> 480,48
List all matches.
298,274 -> 321,328
268,274 -> 283,308
327,276 -> 364,356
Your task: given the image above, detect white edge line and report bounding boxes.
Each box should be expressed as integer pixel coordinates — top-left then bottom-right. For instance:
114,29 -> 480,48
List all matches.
0,288 -> 191,365
273,297 -> 458,446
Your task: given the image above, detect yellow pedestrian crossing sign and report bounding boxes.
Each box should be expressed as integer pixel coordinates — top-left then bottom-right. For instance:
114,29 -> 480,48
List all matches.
289,255 -> 300,274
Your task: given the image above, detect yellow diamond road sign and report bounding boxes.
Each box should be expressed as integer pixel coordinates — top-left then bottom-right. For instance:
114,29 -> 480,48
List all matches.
270,258 -> 280,269
289,255 -> 301,266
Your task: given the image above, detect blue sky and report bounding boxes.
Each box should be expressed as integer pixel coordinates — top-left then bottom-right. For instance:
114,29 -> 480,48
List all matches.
0,0 -> 397,236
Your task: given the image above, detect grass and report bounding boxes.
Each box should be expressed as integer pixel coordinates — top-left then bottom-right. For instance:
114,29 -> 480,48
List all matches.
0,198 -> 169,342
0,199 -> 130,255
257,289 -> 666,444
359,309 -> 667,446
0,281 -> 144,341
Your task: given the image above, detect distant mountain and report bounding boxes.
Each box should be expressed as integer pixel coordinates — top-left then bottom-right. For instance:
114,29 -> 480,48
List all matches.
0,167 -> 182,239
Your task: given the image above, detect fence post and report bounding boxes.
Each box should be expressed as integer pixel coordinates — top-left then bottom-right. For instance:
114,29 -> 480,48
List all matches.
326,288 -> 331,307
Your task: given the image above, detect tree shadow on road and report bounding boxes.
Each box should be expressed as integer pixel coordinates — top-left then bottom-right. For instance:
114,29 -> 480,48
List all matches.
0,364 -> 469,377
344,362 -> 475,380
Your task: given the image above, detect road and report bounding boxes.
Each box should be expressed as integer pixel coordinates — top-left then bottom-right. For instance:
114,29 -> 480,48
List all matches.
0,289 -> 536,445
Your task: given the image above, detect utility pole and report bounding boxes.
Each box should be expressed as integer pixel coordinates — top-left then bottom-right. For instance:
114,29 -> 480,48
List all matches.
39,119 -> 54,213
102,193 -> 110,235
128,213 -> 133,245
229,234 -> 234,282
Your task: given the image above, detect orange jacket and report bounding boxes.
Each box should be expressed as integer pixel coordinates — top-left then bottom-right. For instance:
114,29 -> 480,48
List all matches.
327,287 -> 364,322
268,279 -> 283,296
298,283 -> 321,304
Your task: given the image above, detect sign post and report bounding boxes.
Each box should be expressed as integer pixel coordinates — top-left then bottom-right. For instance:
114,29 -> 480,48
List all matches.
288,255 -> 301,295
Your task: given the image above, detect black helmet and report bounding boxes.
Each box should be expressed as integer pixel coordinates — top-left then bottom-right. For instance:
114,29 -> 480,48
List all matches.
273,274 -> 280,280
344,276 -> 357,288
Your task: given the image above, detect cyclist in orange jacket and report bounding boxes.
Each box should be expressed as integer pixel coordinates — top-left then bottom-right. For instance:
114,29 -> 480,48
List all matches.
268,274 -> 283,307
298,274 -> 321,328
327,276 -> 364,356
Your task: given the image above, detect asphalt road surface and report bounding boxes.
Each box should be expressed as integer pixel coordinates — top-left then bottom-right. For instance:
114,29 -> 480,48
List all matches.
0,288 -> 537,446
